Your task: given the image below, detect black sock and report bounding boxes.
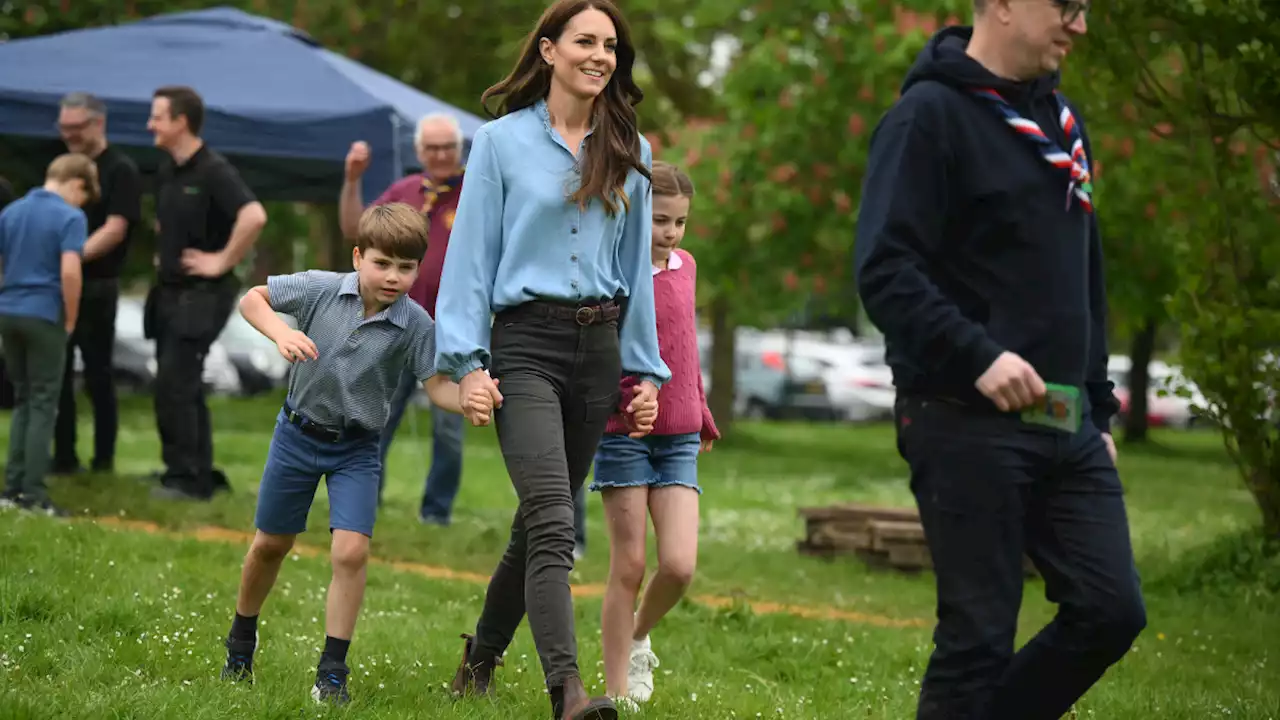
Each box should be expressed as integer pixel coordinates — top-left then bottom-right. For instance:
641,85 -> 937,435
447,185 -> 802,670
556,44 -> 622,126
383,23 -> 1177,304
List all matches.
321,635 -> 350,666
230,612 -> 258,643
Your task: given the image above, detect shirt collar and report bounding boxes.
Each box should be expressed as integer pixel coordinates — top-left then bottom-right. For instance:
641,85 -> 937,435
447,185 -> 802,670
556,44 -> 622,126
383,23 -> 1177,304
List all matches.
534,98 -> 595,147
339,272 -> 411,328
652,249 -> 683,275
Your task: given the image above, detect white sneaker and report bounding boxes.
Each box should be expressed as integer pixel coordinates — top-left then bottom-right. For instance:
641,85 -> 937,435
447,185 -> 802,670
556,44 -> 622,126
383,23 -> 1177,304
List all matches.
625,634 -> 659,703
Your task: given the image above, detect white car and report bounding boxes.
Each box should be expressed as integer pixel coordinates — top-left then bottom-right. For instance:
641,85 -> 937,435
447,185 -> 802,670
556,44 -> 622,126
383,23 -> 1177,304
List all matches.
740,333 -> 895,422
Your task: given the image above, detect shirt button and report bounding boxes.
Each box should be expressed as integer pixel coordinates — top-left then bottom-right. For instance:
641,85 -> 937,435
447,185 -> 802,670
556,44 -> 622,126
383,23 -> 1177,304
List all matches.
570,254 -> 578,262
571,280 -> 579,289
571,227 -> 578,234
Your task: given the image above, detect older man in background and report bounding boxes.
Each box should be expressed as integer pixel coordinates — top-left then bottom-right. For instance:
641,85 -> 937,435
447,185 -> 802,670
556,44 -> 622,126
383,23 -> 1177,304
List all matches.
339,114 -> 469,525
51,92 -> 143,476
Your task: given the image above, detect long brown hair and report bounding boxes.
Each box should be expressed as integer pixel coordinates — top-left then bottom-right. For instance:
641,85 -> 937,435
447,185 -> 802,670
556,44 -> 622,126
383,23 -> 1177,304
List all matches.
481,0 -> 649,215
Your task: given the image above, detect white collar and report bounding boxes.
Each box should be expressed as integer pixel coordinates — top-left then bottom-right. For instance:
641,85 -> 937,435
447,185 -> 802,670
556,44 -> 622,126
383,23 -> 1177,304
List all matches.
652,249 -> 683,275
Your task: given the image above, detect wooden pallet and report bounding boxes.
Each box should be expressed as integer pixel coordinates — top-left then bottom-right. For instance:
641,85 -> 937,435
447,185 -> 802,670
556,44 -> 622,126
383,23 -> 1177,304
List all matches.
797,503 -> 1038,576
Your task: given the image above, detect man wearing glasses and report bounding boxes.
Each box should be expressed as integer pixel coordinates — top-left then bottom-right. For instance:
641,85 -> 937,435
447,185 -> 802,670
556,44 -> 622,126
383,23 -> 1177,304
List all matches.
855,1 -> 1146,718
337,114 -> 471,525
52,92 -> 143,476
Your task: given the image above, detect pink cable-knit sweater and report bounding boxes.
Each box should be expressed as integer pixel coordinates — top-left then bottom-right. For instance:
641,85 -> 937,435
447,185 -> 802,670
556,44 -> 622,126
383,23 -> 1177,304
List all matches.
607,249 -> 720,441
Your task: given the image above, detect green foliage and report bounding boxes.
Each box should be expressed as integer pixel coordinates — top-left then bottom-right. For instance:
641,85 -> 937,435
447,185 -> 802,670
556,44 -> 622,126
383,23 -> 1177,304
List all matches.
667,1 -> 969,327
1075,1 -> 1280,536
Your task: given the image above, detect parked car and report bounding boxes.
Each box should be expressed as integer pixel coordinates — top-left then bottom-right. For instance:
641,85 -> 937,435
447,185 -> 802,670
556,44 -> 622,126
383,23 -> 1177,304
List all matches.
1107,355 -> 1201,429
67,296 -> 242,396
739,332 -> 895,422
216,297 -> 295,395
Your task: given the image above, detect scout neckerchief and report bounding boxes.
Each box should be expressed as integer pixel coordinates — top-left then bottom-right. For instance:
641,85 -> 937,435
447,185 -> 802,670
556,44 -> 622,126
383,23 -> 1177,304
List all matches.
970,88 -> 1094,214
421,171 -> 464,216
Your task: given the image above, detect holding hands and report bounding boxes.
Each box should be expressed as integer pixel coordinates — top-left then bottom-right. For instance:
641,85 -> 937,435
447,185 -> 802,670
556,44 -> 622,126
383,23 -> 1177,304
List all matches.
624,381 -> 660,439
459,369 -> 504,427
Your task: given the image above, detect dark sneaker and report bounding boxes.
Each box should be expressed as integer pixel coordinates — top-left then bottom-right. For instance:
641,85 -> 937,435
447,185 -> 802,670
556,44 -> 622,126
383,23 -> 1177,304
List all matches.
311,658 -> 350,706
450,633 -> 501,697
0,489 -> 21,509
220,637 -> 255,684
18,498 -> 68,517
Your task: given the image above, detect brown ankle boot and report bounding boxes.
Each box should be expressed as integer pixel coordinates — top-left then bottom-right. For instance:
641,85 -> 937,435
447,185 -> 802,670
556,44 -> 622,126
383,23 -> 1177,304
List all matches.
449,633 -> 501,697
558,675 -> 617,720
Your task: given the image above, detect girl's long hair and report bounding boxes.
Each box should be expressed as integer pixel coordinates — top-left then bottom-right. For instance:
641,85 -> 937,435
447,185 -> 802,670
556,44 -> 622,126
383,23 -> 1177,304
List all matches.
481,0 -> 649,215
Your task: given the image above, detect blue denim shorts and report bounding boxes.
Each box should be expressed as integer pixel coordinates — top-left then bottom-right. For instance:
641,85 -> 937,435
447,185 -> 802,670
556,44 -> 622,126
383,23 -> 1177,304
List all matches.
254,410 -> 382,537
589,432 -> 702,494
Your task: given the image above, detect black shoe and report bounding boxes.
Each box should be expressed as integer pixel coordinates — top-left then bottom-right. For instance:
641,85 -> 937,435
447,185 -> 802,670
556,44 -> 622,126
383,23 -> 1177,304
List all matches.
49,460 -> 84,476
90,458 -> 114,473
18,498 -> 68,517
311,658 -> 350,706
220,637 -> 255,684
0,489 -> 21,509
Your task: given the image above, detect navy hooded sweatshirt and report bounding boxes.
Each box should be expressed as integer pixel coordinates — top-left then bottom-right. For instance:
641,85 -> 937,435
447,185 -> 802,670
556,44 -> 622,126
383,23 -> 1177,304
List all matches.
854,26 -> 1119,432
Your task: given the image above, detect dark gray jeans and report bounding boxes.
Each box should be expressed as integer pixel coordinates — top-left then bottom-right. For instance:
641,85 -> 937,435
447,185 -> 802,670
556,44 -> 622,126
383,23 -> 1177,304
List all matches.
1,314 -> 68,502
467,300 -> 622,690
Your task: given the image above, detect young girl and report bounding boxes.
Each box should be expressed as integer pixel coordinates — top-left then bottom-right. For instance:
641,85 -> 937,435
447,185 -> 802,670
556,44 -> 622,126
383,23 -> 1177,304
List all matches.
591,161 -> 719,705
434,1 -> 667,718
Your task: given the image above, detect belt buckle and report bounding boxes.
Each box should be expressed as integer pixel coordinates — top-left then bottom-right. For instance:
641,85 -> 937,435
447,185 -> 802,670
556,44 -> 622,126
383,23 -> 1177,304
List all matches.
574,306 -> 596,326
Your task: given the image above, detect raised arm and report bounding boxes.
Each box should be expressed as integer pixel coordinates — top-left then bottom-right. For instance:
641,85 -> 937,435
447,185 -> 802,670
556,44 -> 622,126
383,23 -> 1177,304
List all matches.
434,126 -> 504,383
617,140 -> 671,388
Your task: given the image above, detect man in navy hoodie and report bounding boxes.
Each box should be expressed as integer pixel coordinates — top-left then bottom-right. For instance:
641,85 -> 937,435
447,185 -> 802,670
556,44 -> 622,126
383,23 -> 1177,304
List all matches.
855,3 -> 1146,719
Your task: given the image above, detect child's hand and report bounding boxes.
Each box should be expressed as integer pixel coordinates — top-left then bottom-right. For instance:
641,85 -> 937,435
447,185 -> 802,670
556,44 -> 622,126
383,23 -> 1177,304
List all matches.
463,378 -> 500,427
276,329 -> 319,363
700,439 -> 714,452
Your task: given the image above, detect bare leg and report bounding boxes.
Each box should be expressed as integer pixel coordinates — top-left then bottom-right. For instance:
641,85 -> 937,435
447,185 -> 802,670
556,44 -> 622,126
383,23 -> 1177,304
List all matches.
634,487 -> 699,639
236,531 -> 297,616
600,486 -> 650,698
325,529 -> 371,640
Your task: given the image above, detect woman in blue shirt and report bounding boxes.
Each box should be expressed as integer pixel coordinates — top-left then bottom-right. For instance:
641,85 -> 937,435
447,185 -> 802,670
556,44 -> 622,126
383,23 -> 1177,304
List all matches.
434,1 -> 669,718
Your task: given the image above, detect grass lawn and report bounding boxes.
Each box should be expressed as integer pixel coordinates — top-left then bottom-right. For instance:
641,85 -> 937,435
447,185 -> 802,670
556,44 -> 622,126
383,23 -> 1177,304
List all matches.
1,392 -> 1277,718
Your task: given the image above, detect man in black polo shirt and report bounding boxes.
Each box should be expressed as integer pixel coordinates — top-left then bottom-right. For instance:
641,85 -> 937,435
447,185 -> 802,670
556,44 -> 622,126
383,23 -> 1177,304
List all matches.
147,85 -> 268,501
52,92 -> 143,475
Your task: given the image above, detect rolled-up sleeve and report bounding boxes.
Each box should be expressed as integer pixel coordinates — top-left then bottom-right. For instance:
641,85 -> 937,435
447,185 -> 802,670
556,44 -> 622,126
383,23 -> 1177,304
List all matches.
434,127 -> 504,382
617,141 -> 671,387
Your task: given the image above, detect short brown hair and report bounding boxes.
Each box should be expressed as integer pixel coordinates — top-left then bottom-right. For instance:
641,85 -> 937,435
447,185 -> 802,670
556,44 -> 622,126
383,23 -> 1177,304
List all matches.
153,85 -> 205,135
651,161 -> 694,198
46,153 -> 101,205
356,203 -> 429,261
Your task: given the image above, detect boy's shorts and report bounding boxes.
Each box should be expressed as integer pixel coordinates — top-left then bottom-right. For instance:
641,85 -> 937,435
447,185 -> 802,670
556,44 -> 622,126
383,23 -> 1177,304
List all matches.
589,432 -> 702,494
254,408 -> 382,537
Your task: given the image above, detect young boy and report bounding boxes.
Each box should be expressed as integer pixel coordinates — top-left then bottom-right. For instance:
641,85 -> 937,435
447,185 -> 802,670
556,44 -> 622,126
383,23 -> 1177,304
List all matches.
218,202 -> 499,705
0,154 -> 99,516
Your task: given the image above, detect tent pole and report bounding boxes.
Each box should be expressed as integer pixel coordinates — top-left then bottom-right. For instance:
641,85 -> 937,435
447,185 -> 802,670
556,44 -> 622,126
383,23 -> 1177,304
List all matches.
390,112 -> 404,179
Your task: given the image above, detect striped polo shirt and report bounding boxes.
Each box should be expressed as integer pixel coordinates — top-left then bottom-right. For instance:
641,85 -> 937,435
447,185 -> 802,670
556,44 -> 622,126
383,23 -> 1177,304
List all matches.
266,270 -> 437,433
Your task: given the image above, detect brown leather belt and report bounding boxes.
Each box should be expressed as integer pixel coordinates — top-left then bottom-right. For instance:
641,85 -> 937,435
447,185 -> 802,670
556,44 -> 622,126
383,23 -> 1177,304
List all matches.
498,299 -> 621,326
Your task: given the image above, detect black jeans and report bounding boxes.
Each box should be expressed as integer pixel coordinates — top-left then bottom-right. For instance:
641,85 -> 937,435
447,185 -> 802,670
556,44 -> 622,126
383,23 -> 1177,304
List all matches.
150,277 -> 238,496
54,278 -> 120,470
468,300 -> 622,690
895,396 -> 1147,720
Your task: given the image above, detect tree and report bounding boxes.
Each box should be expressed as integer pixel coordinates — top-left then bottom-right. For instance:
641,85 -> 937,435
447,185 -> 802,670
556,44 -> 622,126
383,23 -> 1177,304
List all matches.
1077,1 -> 1280,537
663,1 -> 970,430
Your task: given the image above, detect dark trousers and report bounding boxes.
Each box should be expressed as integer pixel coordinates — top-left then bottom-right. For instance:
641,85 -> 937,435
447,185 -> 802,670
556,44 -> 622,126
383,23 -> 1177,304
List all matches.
468,301 -> 622,690
150,277 -> 238,497
895,396 -> 1147,720
377,367 -> 467,519
54,278 -> 120,471
0,314 -> 68,502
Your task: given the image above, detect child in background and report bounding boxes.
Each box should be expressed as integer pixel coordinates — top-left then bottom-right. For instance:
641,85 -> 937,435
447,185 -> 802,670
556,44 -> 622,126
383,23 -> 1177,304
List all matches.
590,161 -> 719,706
218,203 -> 499,706
0,154 -> 99,516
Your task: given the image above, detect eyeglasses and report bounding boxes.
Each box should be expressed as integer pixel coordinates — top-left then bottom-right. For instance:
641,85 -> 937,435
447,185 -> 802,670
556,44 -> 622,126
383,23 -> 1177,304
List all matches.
1052,0 -> 1089,24
420,142 -> 459,154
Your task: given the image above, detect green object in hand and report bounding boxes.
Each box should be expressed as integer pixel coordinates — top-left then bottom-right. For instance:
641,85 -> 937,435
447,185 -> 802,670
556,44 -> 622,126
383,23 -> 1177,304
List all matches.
1021,383 -> 1082,433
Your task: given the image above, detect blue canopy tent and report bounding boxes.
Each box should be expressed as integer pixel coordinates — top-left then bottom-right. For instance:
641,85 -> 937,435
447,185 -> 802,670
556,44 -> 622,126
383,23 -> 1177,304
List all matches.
0,6 -> 488,203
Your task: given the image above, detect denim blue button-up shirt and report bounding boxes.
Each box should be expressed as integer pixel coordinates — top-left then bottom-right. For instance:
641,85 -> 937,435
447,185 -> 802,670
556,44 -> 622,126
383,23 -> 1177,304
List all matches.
434,99 -> 671,387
